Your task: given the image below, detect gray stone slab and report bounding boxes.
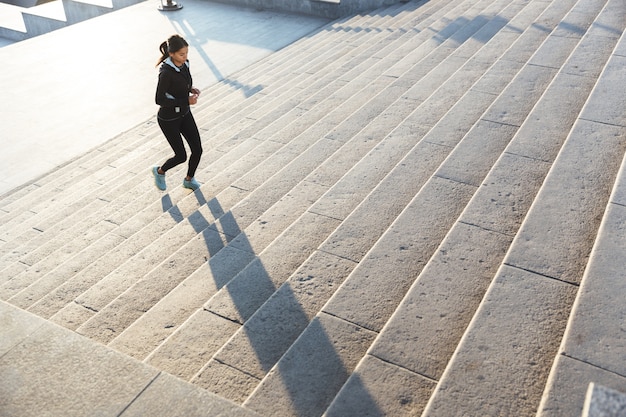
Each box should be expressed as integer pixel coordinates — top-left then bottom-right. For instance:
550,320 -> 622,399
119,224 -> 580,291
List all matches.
245,313 -> 377,417
505,120 -> 626,285
471,58 -> 524,96
611,156 -> 626,206
206,212 -> 341,323
227,180 -> 328,253
122,371 -> 262,417
537,355 -> 626,417
75,230 -> 228,343
0,301 -> 46,356
9,232 -> 125,310
418,89 -> 497,147
410,59 -> 488,126
323,176 -> 476,333
562,32 -> 623,78
615,34 -> 626,57
482,64 -> 557,127
460,152 -> 551,235
500,25 -> 553,64
528,35 -> 580,68
146,309 -> 239,381
370,222 -> 511,379
317,139 -> 449,262
504,72 -> 597,162
213,251 -> 356,379
580,55 -> 626,127
435,119 -> 519,187
325,354 -> 436,417
109,245 -> 257,360
587,0 -> 626,40
584,384 -> 626,417
0,312 -> 158,417
422,265 -> 578,417
561,202 -> 626,377
192,358 -> 261,404
553,0 -> 607,39
49,300 -> 95,331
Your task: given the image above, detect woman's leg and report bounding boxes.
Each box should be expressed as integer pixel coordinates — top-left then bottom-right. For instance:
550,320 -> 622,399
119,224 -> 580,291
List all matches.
158,117 -> 187,172
180,113 -> 203,178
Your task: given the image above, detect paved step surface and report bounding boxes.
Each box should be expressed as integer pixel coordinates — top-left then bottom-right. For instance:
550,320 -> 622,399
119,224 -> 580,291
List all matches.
1,0 -> 626,416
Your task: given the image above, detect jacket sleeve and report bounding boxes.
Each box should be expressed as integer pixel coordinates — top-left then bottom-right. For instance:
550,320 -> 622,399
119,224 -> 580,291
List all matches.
155,70 -> 188,108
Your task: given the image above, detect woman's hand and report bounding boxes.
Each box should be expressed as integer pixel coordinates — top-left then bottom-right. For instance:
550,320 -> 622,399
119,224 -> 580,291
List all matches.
189,93 -> 199,105
190,87 -> 201,96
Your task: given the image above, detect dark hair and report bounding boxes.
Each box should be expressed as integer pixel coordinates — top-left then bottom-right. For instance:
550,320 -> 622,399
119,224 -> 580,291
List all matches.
156,34 -> 189,66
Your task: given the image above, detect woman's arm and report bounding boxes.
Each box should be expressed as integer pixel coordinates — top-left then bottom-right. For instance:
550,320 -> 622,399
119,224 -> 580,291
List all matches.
155,70 -> 189,108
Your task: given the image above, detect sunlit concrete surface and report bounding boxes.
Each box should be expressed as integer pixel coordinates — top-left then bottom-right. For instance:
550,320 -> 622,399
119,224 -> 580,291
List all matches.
0,0 -> 328,195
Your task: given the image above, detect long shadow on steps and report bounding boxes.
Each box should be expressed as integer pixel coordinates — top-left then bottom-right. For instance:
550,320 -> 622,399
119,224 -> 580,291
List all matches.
153,190 -> 383,416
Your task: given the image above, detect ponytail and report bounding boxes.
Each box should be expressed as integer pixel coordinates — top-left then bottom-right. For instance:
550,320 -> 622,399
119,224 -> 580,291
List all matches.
156,41 -> 169,66
156,34 -> 189,67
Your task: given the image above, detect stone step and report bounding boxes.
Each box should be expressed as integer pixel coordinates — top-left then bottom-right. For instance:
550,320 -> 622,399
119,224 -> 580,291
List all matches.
419,0 -> 626,415
0,0 -> 444,256
130,0 -> 564,410
0,300 -> 262,417
1,0 -> 623,414
2,0 -> 476,320
70,0 -> 504,345
0,2 -> 423,294
168,0 -> 550,403
535,29 -> 626,417
0,0 -> 438,270
326,0 -> 625,414
238,0 -> 620,415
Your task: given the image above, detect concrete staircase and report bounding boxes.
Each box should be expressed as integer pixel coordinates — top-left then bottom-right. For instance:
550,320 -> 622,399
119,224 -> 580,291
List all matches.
1,0 -> 626,415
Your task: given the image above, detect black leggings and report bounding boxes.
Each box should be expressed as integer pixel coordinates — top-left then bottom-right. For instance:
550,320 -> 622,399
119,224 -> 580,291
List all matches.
158,112 -> 203,178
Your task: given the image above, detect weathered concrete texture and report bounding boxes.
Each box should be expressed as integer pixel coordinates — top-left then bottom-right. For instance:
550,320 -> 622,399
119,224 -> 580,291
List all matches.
192,358 -> 261,404
504,73 -> 597,163
505,120 -> 626,285
459,153 -> 551,235
205,212 -> 341,324
482,65 -> 558,127
49,300 -> 95,331
108,245 -> 257,360
146,309 -> 239,381
0,302 -> 158,417
212,251 -> 357,380
325,355 -> 436,417
580,55 -> 626,127
584,384 -> 626,417
560,203 -> 626,378
537,355 -> 626,417
245,313 -> 377,417
323,177 -> 476,333
422,266 -> 578,417
1,302 -> 262,417
121,371 -> 262,417
369,223 -> 511,380
0,300 -> 46,356
316,138 -> 447,262
434,120 -> 519,187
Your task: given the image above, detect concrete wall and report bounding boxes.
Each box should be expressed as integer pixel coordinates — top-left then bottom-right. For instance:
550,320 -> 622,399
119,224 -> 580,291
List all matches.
207,0 -> 410,19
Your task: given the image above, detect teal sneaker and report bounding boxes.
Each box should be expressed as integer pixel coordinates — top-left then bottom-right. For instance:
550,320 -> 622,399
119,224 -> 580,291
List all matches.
183,177 -> 200,191
152,166 -> 166,191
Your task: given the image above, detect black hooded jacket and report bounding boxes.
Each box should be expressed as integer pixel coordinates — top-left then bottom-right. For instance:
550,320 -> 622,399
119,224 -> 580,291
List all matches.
155,58 -> 193,120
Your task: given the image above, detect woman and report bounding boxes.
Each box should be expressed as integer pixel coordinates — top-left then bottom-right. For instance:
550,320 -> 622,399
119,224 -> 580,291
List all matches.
152,34 -> 203,191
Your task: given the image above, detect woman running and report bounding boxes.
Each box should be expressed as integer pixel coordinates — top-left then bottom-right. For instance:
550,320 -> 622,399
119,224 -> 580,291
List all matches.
152,34 -> 203,191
